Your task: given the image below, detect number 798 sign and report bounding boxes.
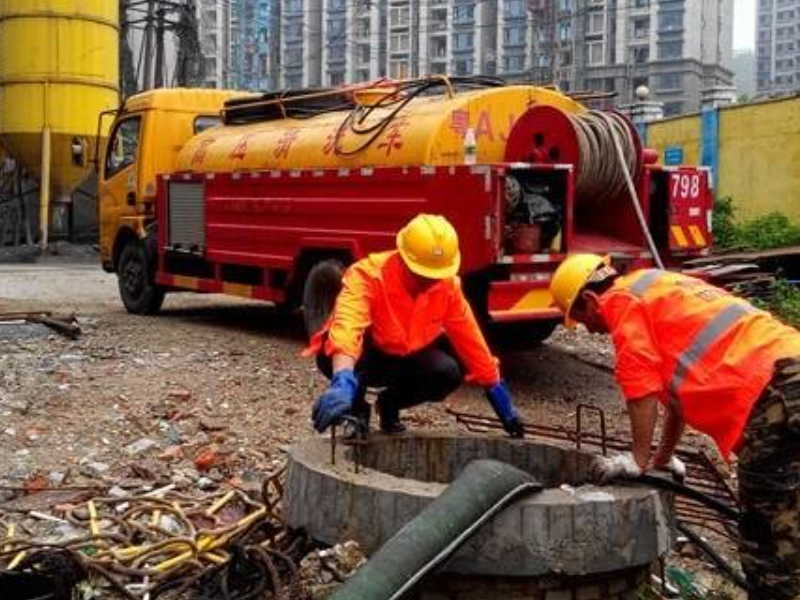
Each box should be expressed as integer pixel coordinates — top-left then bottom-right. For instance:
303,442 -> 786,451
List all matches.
670,172 -> 702,200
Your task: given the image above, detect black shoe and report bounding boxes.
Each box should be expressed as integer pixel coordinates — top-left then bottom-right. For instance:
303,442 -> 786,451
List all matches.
377,397 -> 406,434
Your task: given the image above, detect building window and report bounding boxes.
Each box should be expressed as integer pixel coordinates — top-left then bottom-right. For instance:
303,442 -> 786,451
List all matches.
358,45 -> 370,63
430,38 -> 447,58
503,26 -> 526,45
328,19 -> 345,37
285,48 -> 303,65
631,46 -> 649,63
453,4 -> 475,22
559,21 -> 572,41
390,33 -> 410,52
586,41 -> 604,65
285,75 -> 302,88
503,55 -> 526,72
285,0 -> 302,13
390,6 -> 410,27
634,0 -> 649,6
505,0 -> 526,18
663,101 -> 684,116
430,62 -> 446,74
285,23 -> 302,39
356,69 -> 370,81
453,31 -> 474,50
632,17 -> 649,39
355,19 -> 370,37
328,44 -> 346,60
329,71 -> 345,85
588,12 -> 605,34
560,49 -> 572,65
453,58 -> 474,74
390,60 -> 409,78
658,10 -> 684,32
329,0 -> 345,10
657,72 -> 681,89
658,41 -> 683,59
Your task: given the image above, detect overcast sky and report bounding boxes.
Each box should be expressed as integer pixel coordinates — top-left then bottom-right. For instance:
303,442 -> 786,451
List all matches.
735,0 -> 756,51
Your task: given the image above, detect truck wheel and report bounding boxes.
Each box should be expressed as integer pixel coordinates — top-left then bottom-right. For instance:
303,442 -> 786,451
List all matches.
488,320 -> 559,351
303,259 -> 344,338
117,241 -> 165,315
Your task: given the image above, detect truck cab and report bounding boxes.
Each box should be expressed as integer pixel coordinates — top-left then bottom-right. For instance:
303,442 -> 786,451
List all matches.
99,89 -> 248,274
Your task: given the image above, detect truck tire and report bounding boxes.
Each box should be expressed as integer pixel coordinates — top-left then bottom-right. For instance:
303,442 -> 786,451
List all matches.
117,241 -> 166,315
303,259 -> 344,338
488,319 -> 559,351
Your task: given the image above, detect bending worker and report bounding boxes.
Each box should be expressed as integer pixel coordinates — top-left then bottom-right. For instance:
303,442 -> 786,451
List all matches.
550,254 -> 800,600
306,214 -> 523,438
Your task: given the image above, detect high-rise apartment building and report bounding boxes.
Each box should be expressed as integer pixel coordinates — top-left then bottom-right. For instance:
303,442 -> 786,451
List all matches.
230,0 -> 278,91
756,0 -> 799,94
197,0 -> 233,88
538,0 -> 734,116
221,0 -> 733,116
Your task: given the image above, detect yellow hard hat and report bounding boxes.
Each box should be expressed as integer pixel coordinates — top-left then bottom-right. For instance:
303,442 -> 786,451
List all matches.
549,253 -> 611,328
396,214 -> 461,279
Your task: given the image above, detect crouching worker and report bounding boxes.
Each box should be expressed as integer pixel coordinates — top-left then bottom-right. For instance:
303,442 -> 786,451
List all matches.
550,253 -> 800,600
305,214 -> 523,438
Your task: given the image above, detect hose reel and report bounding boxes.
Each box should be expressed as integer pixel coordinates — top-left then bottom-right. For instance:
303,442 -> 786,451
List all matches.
504,106 -> 643,206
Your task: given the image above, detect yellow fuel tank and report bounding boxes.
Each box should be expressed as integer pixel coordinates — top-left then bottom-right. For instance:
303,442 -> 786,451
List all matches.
0,0 -> 119,198
176,86 -> 584,173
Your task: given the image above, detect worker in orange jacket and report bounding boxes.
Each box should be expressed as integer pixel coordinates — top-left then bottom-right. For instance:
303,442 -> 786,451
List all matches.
550,254 -> 800,599
306,214 -> 523,437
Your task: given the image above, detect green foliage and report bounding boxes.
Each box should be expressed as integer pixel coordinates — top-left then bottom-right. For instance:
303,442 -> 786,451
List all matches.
735,213 -> 800,250
712,197 -> 739,249
770,279 -> 800,329
713,198 -> 800,250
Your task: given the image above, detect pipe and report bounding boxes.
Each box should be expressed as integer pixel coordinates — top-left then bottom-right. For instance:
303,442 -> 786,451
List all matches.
328,459 -> 542,600
39,126 -> 51,250
608,115 -> 665,269
676,521 -> 749,591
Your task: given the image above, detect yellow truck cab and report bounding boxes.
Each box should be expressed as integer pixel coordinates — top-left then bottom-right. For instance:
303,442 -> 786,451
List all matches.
99,88 -> 247,272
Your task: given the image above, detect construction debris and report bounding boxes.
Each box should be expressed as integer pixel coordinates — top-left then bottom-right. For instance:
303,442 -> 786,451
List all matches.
0,311 -> 81,340
0,466 -> 317,599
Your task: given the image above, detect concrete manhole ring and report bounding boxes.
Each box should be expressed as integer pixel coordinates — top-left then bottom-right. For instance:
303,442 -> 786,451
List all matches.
286,432 -> 672,577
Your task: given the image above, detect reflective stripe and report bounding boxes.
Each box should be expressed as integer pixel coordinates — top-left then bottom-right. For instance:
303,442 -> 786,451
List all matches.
670,303 -> 756,396
628,269 -> 665,297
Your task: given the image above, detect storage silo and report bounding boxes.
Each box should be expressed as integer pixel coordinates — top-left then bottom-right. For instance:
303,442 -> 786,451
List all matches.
0,0 -> 119,245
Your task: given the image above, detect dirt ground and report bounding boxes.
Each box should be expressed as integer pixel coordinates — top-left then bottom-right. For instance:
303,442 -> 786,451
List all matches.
0,253 -> 744,598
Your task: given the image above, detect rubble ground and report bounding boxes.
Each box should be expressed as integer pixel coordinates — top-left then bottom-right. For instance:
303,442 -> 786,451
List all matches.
0,259 -> 744,598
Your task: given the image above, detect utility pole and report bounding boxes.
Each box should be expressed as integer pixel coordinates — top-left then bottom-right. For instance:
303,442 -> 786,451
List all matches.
143,0 -> 156,89
154,7 -> 166,87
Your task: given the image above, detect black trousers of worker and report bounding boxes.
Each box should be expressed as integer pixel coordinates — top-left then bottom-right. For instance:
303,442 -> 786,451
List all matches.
316,335 -> 463,422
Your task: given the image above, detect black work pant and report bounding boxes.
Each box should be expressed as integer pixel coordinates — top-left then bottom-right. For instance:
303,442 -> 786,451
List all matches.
316,336 -> 463,417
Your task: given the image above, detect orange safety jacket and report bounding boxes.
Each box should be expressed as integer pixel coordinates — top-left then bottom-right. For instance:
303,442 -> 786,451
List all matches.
600,269 -> 800,459
304,251 -> 500,386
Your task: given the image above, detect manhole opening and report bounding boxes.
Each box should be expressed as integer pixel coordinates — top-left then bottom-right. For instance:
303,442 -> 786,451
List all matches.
354,436 -> 595,487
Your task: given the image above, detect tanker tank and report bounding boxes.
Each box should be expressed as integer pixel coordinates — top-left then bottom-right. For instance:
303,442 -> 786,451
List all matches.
0,0 -> 119,245
176,84 -> 587,173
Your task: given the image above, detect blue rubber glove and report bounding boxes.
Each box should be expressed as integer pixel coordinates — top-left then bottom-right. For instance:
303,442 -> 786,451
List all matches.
312,369 -> 359,433
485,381 -> 524,438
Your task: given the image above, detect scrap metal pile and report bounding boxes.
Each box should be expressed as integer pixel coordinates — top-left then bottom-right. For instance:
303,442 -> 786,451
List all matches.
0,467 -> 314,600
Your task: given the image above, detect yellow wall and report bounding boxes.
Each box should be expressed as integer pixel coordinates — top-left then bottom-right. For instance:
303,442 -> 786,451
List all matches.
717,98 -> 800,222
647,114 -> 702,167
647,96 -> 800,223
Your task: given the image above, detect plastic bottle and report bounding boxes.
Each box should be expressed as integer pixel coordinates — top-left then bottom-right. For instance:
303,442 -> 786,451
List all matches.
463,127 -> 477,165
